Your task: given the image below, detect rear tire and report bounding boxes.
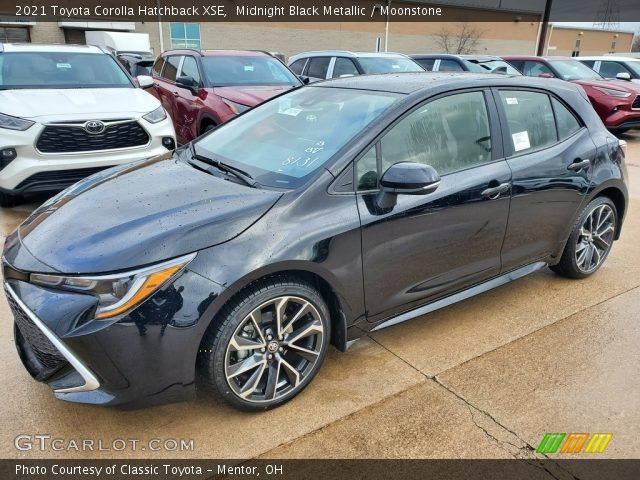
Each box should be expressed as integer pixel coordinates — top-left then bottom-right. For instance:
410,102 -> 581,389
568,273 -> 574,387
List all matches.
0,192 -> 23,208
197,276 -> 330,411
551,197 -> 617,279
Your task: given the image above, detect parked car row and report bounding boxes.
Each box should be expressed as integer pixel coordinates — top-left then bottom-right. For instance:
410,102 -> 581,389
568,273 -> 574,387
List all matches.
1,41 -> 639,209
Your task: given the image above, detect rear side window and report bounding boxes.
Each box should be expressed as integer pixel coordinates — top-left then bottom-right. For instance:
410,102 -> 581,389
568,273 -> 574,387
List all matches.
152,57 -> 165,77
499,90 -> 557,154
289,58 -> 307,75
552,97 -> 581,139
332,57 -> 359,78
306,57 -> 331,79
438,59 -> 464,72
163,56 -> 181,82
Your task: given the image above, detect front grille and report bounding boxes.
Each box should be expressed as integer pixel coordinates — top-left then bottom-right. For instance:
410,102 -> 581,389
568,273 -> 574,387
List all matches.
6,286 -> 68,376
633,95 -> 640,109
15,166 -> 111,193
36,121 -> 150,153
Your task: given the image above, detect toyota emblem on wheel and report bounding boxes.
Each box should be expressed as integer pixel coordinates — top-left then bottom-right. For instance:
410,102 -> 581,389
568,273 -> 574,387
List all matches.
84,120 -> 105,134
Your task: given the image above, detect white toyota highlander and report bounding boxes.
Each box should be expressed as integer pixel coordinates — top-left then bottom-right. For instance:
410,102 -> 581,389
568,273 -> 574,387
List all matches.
0,43 -> 176,207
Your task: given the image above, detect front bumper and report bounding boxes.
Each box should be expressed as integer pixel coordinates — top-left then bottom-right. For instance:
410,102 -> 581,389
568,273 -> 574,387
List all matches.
4,265 -> 225,408
0,116 -> 175,193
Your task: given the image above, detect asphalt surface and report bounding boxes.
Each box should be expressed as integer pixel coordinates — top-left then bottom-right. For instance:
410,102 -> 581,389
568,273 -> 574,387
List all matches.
0,132 -> 638,471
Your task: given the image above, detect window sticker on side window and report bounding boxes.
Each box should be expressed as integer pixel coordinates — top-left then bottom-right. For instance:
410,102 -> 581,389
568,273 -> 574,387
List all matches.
512,131 -> 531,152
505,97 -> 518,105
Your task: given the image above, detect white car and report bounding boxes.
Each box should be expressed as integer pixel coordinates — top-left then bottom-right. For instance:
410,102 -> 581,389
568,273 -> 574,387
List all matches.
0,43 -> 175,207
577,56 -> 640,84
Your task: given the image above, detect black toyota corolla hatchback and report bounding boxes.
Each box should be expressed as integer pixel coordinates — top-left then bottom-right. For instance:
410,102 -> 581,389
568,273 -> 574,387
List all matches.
3,73 -> 628,410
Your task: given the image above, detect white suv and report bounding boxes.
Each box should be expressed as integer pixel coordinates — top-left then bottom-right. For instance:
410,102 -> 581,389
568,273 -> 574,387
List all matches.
0,43 -> 176,207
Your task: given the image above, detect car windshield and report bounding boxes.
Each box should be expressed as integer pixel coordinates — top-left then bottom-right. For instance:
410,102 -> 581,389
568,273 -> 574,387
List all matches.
357,57 -> 424,74
549,60 -> 603,81
194,87 -> 401,189
471,59 -> 521,75
0,52 -> 132,89
201,56 -> 300,86
622,61 -> 640,77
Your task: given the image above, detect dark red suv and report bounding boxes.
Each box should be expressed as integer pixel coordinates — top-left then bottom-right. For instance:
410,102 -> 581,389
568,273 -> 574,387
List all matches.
150,50 -> 303,144
503,55 -> 640,133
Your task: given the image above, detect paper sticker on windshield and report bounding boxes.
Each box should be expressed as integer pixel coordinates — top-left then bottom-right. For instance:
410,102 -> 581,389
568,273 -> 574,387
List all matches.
244,65 -> 255,72
505,97 -> 518,105
56,63 -> 72,69
512,131 -> 531,152
280,108 -> 302,116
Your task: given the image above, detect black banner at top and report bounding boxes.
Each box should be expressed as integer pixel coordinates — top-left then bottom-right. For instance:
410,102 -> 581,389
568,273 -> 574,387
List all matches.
0,0 -> 639,23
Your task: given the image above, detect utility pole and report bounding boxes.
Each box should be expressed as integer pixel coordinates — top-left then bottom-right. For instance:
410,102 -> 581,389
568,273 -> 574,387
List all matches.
536,0 -> 553,56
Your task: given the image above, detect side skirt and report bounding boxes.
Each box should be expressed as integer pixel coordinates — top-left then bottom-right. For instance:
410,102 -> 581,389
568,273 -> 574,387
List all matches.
370,262 -> 547,333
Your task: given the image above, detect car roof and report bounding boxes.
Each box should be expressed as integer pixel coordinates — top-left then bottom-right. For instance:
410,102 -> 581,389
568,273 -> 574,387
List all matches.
502,55 -> 575,61
0,43 -> 104,54
162,49 -> 272,57
577,56 -> 640,62
290,51 -> 411,59
311,71 -> 552,94
411,54 -> 503,62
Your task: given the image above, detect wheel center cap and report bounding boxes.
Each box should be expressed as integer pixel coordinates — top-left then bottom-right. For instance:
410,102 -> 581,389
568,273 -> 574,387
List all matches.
267,341 -> 279,353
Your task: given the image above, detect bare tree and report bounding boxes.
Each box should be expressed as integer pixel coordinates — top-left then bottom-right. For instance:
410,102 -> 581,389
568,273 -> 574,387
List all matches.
632,34 -> 640,52
434,23 -> 485,54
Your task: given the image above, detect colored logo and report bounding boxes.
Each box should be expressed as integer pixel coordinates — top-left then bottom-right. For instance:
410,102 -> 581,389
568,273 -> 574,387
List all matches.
537,433 -> 612,454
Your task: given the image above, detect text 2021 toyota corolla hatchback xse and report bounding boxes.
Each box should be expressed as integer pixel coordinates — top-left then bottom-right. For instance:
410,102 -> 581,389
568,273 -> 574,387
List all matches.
3,73 -> 627,410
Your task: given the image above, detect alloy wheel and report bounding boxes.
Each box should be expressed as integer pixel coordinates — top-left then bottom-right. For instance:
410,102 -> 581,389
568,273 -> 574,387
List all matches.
224,296 -> 325,403
575,203 -> 615,274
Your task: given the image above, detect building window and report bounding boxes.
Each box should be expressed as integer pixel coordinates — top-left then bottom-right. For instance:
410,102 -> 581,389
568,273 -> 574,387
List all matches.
170,23 -> 201,49
610,41 -> 617,53
0,26 -> 30,43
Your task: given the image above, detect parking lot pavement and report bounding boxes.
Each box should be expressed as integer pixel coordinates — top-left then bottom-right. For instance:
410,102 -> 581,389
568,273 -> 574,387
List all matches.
1,131 -> 639,462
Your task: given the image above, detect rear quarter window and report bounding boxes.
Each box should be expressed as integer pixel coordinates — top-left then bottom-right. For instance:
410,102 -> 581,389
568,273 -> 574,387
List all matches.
552,97 -> 581,140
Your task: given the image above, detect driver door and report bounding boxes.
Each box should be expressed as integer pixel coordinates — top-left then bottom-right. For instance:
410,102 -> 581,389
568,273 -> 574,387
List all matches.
357,90 -> 512,322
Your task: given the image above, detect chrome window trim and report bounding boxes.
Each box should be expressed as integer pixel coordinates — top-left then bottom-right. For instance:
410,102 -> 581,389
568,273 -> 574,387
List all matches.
5,283 -> 100,394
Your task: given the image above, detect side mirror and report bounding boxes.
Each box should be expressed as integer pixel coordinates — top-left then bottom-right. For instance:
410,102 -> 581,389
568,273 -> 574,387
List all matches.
538,72 -> 554,78
176,76 -> 196,88
299,75 -> 310,85
376,162 -> 440,209
616,72 -> 632,81
136,75 -> 154,89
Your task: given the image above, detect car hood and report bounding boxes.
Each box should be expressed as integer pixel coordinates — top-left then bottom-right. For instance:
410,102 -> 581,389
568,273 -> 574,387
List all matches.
10,154 -> 282,274
213,85 -> 295,106
572,78 -> 640,93
0,87 -> 161,120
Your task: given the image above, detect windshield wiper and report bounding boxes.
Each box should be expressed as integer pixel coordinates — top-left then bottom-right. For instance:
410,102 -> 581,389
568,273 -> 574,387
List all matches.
189,143 -> 258,188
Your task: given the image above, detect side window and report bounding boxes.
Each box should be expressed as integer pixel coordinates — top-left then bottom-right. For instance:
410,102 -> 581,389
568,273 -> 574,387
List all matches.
499,90 -> 557,154
180,56 -> 201,85
552,97 -> 581,140
414,58 -> 435,71
356,147 -> 378,191
332,57 -> 359,78
599,61 -> 629,78
163,56 -> 181,82
152,57 -> 165,77
523,61 -> 554,77
580,60 -> 596,69
380,91 -> 492,177
289,59 -> 307,75
438,59 -> 464,72
306,57 -> 331,79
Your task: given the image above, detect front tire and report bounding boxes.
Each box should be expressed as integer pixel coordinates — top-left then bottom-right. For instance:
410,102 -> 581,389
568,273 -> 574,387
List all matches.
551,197 -> 617,279
197,277 -> 330,411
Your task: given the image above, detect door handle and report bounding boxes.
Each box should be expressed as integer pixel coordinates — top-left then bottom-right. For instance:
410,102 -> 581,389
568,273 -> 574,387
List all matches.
481,182 -> 511,200
172,91 -> 179,97
567,158 -> 591,171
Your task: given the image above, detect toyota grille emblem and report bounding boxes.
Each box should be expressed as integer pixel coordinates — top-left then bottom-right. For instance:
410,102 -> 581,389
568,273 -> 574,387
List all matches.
84,120 -> 105,134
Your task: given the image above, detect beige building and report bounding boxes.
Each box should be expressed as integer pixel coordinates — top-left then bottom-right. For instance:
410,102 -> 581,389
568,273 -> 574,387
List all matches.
0,3 -> 634,61
544,25 -> 634,57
